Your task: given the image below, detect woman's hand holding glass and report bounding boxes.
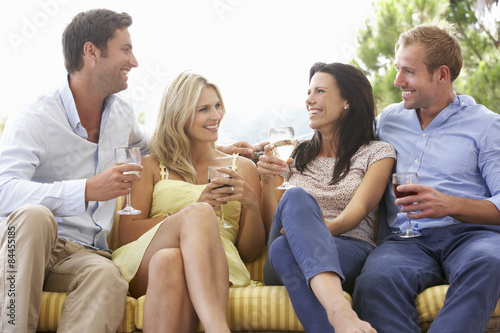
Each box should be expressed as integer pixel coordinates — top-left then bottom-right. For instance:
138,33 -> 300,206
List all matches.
203,166 -> 260,228
210,167 -> 259,208
268,126 -> 296,190
257,144 -> 291,185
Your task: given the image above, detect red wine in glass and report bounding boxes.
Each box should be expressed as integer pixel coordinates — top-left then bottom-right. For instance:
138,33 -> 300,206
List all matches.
207,166 -> 233,229
392,172 -> 421,238
393,185 -> 418,200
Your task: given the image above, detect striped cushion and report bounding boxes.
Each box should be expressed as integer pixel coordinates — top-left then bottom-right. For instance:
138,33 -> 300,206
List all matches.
225,285 -> 304,331
416,285 -> 448,323
38,293 -> 136,332
38,292 -> 66,331
134,248 -> 353,332
245,247 -> 266,282
136,286 -> 346,331
119,296 -> 138,333
416,284 -> 500,332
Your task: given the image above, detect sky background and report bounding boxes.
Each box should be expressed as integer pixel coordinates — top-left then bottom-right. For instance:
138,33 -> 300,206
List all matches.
0,0 -> 375,144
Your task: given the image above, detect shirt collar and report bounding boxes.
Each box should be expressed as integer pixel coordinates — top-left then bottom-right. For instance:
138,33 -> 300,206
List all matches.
59,75 -> 116,137
59,75 -> 80,132
455,94 -> 477,107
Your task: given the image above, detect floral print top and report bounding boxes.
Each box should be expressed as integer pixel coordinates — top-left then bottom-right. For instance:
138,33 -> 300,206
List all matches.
288,141 -> 396,246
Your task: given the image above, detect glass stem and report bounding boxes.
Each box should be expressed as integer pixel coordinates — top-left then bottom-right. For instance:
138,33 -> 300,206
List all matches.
126,193 -> 132,208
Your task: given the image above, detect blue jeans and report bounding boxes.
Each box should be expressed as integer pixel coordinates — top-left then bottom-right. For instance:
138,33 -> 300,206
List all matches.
353,224 -> 500,333
264,187 -> 374,332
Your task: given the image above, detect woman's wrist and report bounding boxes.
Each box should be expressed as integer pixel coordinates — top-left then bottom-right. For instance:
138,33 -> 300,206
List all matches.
243,193 -> 261,211
260,176 -> 275,186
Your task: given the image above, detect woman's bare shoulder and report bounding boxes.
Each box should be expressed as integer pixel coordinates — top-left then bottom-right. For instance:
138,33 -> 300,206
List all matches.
141,154 -> 160,168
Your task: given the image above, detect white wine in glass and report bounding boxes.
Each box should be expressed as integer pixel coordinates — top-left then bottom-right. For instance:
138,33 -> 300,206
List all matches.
269,126 -> 296,190
114,147 -> 141,215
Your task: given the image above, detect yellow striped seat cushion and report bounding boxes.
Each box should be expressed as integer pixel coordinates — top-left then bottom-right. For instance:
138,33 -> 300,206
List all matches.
38,292 -> 66,331
416,284 -> 500,331
37,292 -> 136,333
134,286 -> 352,331
245,247 -> 266,282
134,246 -> 352,331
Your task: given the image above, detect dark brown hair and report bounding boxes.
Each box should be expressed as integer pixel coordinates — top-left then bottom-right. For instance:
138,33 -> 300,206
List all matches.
292,62 -> 376,185
62,9 -> 132,73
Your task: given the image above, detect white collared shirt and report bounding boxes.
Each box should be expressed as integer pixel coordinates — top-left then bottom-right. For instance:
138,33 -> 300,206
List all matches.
0,77 -> 149,251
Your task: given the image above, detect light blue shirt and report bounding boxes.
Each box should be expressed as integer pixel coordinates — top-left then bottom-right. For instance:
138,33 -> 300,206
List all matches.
0,77 -> 149,251
377,95 -> 500,231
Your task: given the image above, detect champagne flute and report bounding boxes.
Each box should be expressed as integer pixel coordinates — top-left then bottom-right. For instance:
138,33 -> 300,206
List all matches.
114,147 -> 141,215
207,166 -> 233,229
269,126 -> 296,190
392,172 -> 420,238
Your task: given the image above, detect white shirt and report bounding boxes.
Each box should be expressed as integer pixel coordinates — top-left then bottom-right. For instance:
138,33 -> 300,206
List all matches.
0,77 -> 149,250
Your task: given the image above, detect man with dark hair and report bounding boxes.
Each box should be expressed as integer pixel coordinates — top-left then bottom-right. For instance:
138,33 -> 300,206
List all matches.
0,9 -> 147,332
353,21 -> 500,332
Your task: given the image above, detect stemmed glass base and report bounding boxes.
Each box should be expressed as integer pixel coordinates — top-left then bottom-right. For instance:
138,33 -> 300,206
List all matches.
218,216 -> 233,229
398,227 -> 421,238
117,194 -> 141,215
117,207 -> 142,215
276,179 -> 295,190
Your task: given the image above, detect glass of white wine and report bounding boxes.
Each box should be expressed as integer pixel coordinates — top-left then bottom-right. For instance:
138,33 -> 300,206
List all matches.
114,146 -> 141,215
269,126 -> 296,190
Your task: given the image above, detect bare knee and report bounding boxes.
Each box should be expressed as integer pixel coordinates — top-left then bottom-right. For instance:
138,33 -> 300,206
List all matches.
149,248 -> 185,285
182,202 -> 218,229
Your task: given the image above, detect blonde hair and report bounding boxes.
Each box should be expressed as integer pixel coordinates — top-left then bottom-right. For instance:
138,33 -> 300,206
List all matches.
150,71 -> 226,184
396,20 -> 463,81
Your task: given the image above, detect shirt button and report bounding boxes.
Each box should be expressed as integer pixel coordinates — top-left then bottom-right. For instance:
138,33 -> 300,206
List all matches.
414,159 -> 419,164
422,133 -> 426,137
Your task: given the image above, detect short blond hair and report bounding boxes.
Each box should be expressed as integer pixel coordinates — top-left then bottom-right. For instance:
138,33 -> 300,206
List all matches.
396,20 -> 463,81
150,71 -> 226,183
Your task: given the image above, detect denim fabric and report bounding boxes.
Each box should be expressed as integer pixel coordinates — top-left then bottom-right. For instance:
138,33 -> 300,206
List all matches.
264,187 -> 374,332
353,224 -> 500,333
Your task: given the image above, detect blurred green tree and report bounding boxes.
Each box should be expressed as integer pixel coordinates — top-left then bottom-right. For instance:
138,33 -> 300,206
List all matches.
354,0 -> 499,114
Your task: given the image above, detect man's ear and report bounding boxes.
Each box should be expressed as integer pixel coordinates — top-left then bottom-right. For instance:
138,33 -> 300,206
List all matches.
83,41 -> 99,63
436,65 -> 451,84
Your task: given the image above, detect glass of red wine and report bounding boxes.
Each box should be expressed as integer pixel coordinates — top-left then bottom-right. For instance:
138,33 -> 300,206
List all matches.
207,166 -> 233,229
392,172 -> 421,238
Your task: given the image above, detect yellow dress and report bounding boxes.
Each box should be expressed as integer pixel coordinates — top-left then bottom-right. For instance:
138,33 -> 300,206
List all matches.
112,162 -> 256,287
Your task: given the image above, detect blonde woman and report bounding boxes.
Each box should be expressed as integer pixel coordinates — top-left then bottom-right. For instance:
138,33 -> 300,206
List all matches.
112,71 -> 265,332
